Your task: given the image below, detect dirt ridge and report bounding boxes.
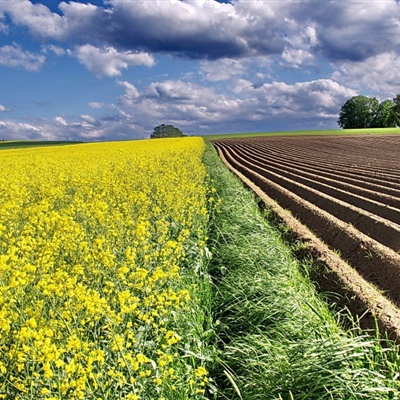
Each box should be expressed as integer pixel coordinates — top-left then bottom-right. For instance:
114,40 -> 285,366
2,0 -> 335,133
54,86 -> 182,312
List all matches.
213,135 -> 400,341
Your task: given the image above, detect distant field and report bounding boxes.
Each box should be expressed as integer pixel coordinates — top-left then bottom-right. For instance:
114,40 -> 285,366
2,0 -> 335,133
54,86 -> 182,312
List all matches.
205,127 -> 400,140
0,140 -> 81,149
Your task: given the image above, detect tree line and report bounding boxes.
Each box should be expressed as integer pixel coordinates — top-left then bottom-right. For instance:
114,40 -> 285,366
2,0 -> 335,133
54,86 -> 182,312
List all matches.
338,95 -> 400,129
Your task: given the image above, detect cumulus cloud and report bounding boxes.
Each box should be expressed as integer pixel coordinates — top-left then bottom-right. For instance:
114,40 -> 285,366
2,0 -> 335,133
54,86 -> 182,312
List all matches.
0,44 -> 45,71
54,116 -> 68,126
332,52 -> 400,97
0,104 -> 8,112
69,0 -> 400,64
103,0 -> 260,59
80,114 -> 96,124
112,77 -> 356,134
0,0 -> 285,59
0,75 -> 357,142
74,45 -> 155,77
113,78 -> 242,132
0,115 -> 146,142
89,102 -> 106,109
303,1 -> 400,62
199,58 -> 248,82
246,79 -> 357,118
43,45 -> 66,56
281,24 -> 318,68
0,15 -> 8,33
117,81 -> 140,99
0,120 -> 46,140
2,0 -> 400,138
0,0 -> 65,40
2,0 -> 400,65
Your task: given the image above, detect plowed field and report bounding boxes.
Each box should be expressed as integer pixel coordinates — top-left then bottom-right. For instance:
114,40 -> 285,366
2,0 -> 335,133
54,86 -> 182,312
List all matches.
213,134 -> 400,336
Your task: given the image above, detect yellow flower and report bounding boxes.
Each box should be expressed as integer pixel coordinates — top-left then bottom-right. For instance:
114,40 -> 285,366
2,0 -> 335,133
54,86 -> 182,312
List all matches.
124,394 -> 139,400
195,366 -> 208,377
0,137 -> 210,398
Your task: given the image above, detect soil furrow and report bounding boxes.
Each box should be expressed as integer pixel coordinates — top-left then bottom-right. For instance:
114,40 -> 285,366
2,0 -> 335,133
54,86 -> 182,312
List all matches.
235,142 -> 400,205
222,145 -> 400,251
232,144 -> 400,214
248,140 -> 400,182
212,134 -> 400,334
214,142 -> 400,309
215,142 -> 400,341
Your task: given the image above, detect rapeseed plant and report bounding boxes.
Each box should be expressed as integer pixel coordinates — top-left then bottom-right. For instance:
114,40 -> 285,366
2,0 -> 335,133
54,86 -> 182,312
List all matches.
0,138 -> 212,399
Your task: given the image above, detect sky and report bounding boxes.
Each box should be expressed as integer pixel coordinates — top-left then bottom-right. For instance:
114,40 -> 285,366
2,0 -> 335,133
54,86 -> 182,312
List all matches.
1,0 -> 400,141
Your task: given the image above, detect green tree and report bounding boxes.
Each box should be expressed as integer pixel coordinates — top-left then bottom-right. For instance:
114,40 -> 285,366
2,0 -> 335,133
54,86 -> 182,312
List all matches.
373,99 -> 395,128
338,95 -> 379,129
150,124 -> 186,139
391,95 -> 400,127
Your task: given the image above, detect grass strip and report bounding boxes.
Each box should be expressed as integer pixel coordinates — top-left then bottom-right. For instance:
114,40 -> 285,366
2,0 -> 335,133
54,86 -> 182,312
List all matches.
203,142 -> 400,400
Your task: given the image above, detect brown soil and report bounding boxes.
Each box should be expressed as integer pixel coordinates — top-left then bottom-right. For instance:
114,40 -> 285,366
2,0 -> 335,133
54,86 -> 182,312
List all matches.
213,134 -> 400,341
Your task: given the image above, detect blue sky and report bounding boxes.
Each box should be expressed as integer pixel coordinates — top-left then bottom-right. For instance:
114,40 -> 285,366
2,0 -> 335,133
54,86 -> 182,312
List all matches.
1,0 -> 400,141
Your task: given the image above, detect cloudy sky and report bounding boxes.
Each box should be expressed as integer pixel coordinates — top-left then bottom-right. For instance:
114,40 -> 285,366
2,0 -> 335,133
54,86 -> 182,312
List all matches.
0,0 -> 399,141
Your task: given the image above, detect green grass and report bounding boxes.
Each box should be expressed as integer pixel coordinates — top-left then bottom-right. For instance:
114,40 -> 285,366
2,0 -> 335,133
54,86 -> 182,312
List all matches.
204,127 -> 400,140
0,140 -> 82,149
203,142 -> 400,399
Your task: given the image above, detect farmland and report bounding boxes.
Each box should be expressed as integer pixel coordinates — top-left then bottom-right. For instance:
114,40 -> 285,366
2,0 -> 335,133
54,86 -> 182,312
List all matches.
212,134 -> 400,337
0,138 -> 212,399
1,134 -> 400,399
204,141 -> 400,399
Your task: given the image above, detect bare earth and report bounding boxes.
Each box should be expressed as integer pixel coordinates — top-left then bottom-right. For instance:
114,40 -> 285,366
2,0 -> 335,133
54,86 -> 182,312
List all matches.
213,134 -> 400,341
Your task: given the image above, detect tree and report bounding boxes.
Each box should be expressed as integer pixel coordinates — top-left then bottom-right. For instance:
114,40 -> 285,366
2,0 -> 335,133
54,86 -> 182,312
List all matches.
373,99 -> 395,128
391,95 -> 400,127
338,95 -> 379,129
150,124 -> 186,139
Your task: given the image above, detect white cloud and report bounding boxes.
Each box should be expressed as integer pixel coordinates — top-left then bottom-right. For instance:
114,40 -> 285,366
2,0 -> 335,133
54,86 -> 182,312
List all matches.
1,0 -> 283,59
2,0 -> 399,138
113,77 -> 356,134
57,1 -> 108,41
0,15 -> 8,33
146,80 -> 220,107
117,81 -> 140,99
281,48 -> 314,68
106,0 -> 252,57
0,1 -> 64,40
74,45 -> 155,78
332,52 -> 400,97
54,116 -> 68,126
0,115 -> 145,142
44,45 -> 66,56
80,114 -> 96,124
245,79 -> 357,117
114,78 -> 244,129
89,102 -> 105,109
231,79 -> 254,94
199,58 -> 248,82
2,0 -> 400,66
307,1 -> 400,61
0,44 -> 45,71
0,104 -> 7,112
279,22 -> 319,68
0,75 -> 358,142
0,120 -> 44,140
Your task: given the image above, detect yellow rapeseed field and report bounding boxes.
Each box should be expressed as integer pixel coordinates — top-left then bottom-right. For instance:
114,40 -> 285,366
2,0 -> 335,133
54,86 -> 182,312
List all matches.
0,138 -> 212,399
